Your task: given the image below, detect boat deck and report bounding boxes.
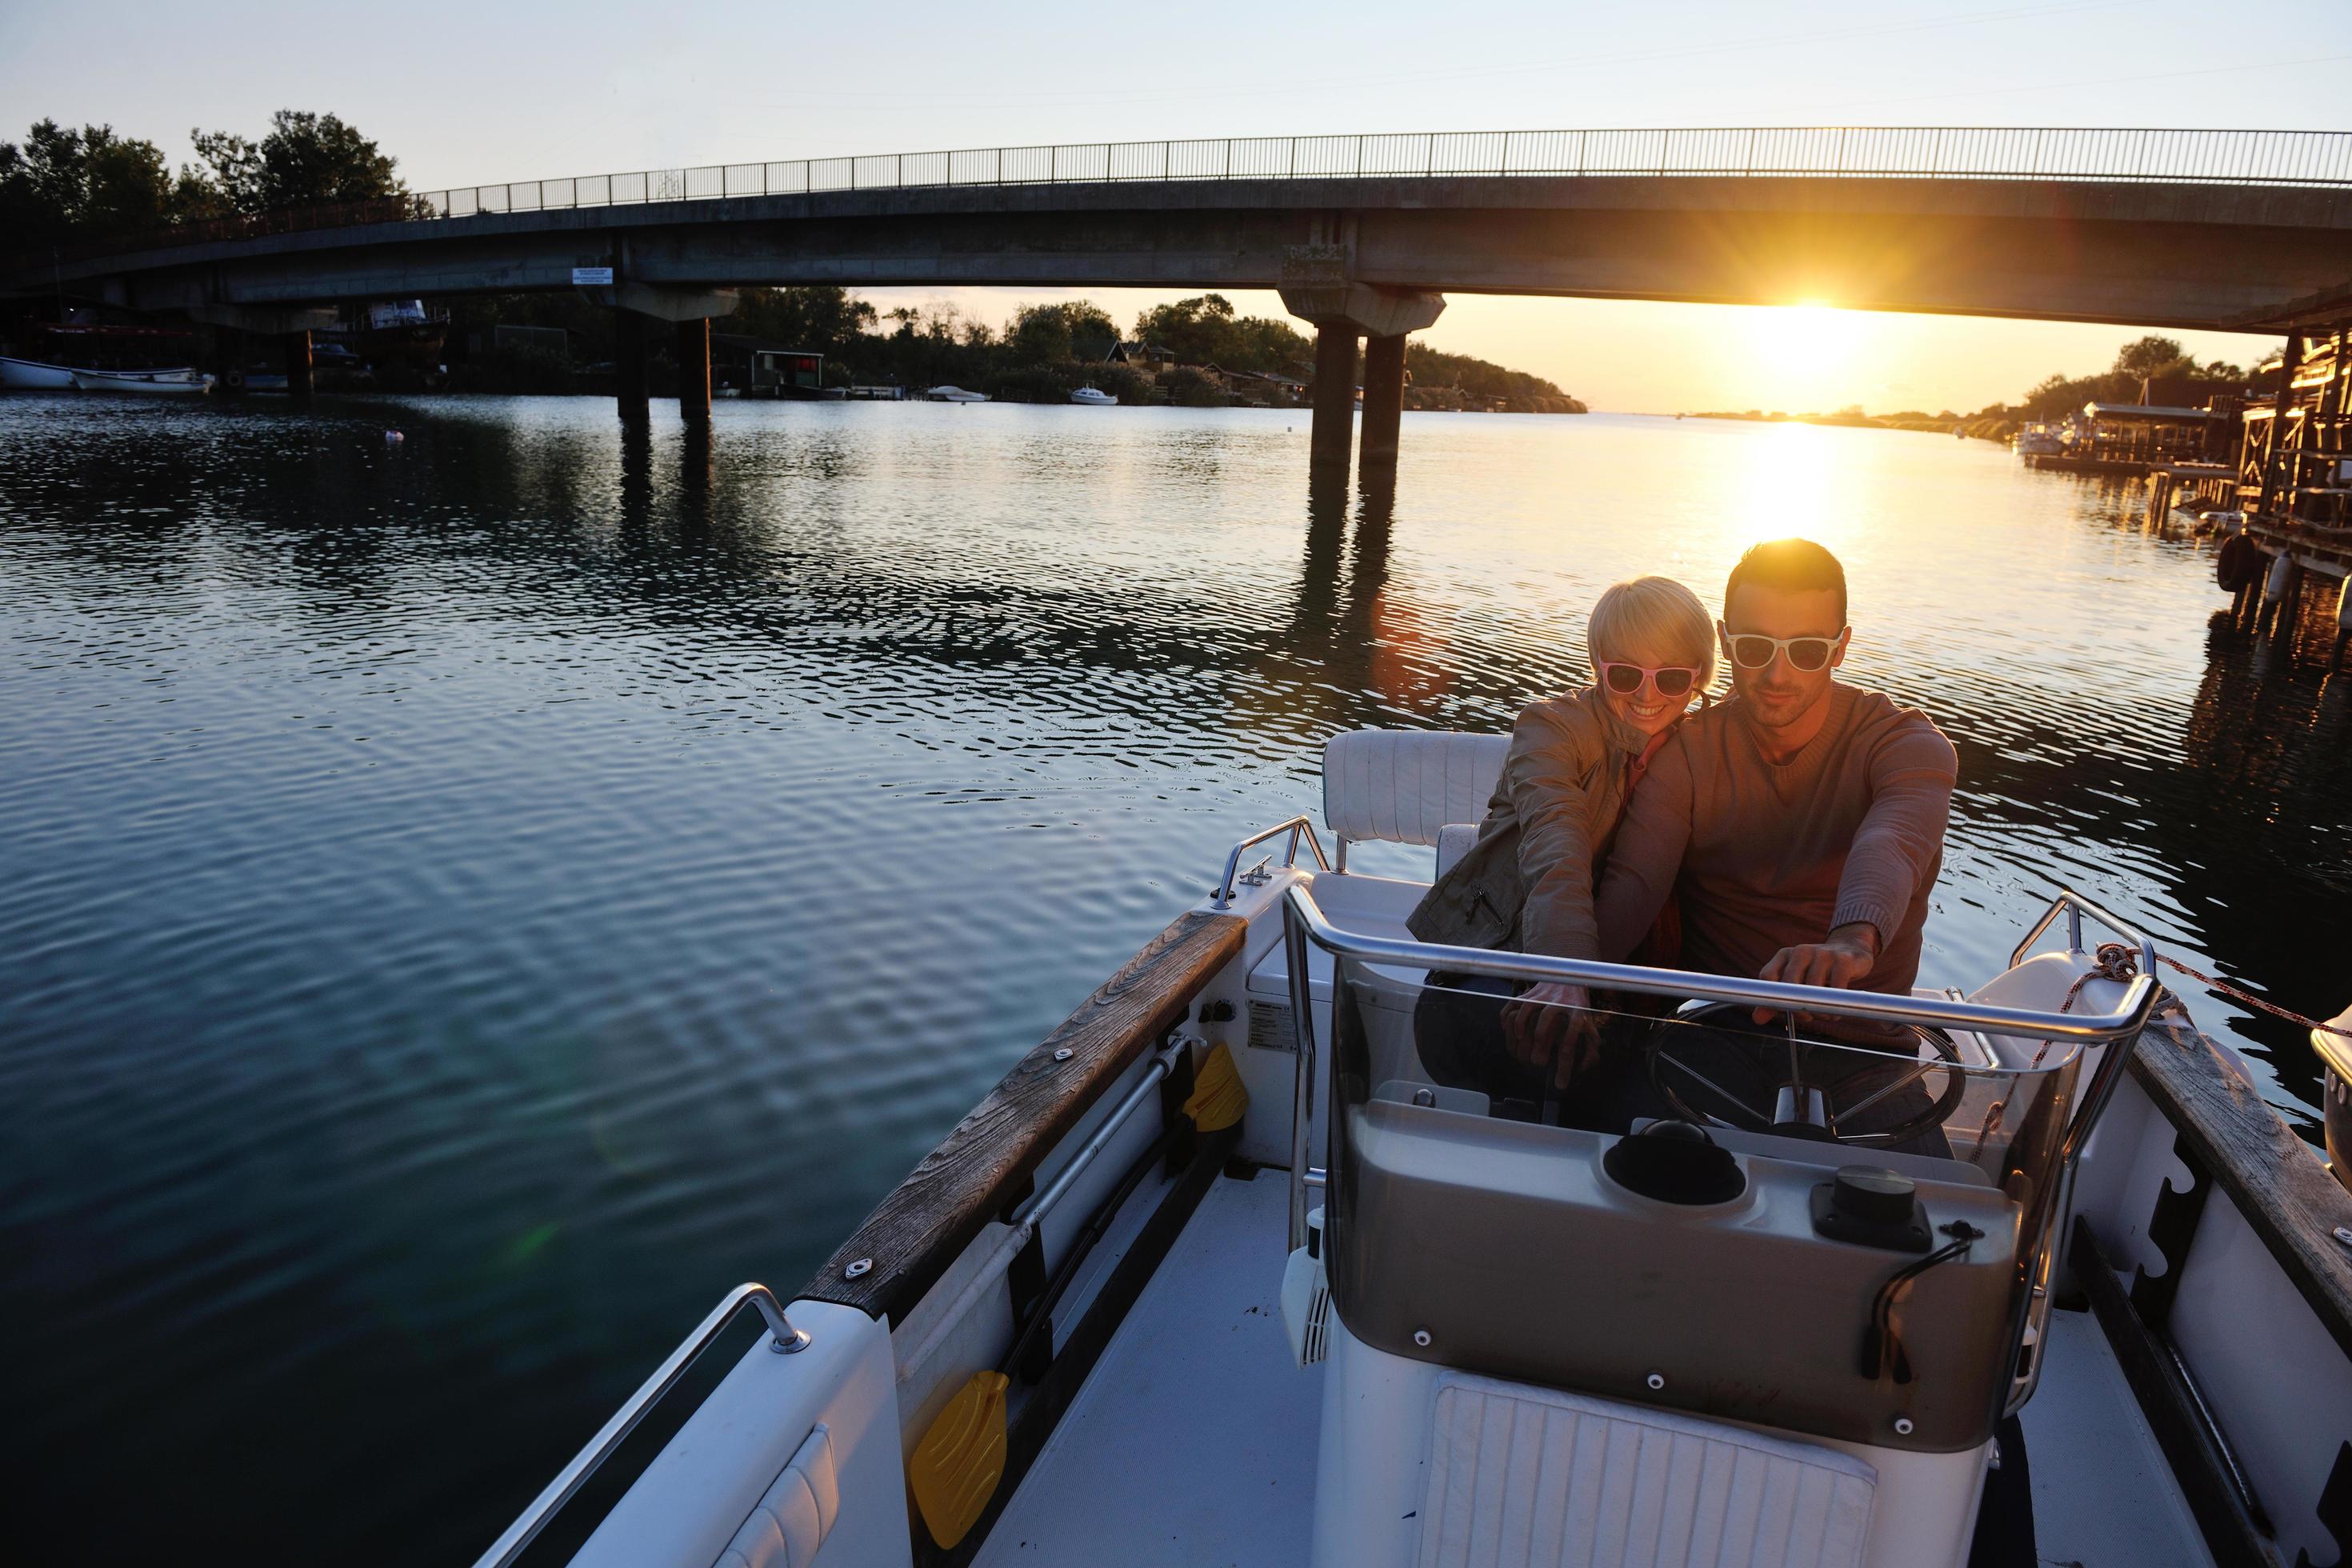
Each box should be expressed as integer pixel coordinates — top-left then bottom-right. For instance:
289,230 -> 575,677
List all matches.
975,1167 -> 1321,1567
977,1166 -> 2213,1568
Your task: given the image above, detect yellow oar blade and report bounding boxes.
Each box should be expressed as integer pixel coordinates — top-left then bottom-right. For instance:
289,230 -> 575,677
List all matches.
909,1369 -> 1009,1549
1183,1041 -> 1249,1132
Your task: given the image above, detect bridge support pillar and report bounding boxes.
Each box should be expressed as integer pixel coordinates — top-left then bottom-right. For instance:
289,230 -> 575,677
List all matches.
1360,334 -> 1407,478
614,310 -> 649,425
674,318 -> 710,432
1282,274 -> 1443,486
282,330 -> 313,398
1310,324 -> 1358,476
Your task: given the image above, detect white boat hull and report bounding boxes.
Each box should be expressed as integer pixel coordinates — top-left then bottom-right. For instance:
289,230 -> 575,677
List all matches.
70,370 -> 212,396
0,356 -> 80,390
1069,388 -> 1118,406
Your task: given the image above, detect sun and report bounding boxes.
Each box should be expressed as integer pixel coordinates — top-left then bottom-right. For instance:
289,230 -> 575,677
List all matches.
1747,302 -> 1868,407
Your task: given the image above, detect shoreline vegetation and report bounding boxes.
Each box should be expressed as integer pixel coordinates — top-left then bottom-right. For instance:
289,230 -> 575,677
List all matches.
2,112 -> 1585,414
445,288 -> 1587,411
1681,334 -> 2254,446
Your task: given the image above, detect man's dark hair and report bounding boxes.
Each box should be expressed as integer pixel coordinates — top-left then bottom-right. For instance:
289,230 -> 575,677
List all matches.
1724,538 -> 1848,626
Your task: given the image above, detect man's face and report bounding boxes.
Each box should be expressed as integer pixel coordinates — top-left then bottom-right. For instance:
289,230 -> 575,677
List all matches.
1720,583 -> 1849,732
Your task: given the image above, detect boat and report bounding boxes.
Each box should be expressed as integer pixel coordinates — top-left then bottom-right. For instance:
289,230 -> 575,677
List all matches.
315,298 -> 448,368
0,355 -> 81,390
1069,385 -> 1118,407
927,385 -> 990,403
69,369 -> 213,395
474,729 -> 2352,1568
2014,422 -> 2062,458
2,320 -> 206,390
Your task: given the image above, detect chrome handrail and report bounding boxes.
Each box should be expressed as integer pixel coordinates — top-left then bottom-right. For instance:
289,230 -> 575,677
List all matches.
1283,882 -> 2160,1044
1210,816 -> 1331,910
2009,886 -> 2157,975
474,1282 -> 808,1568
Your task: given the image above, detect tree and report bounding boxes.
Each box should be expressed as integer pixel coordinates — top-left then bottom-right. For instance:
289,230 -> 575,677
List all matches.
188,110 -> 402,214
1005,300 -> 1120,364
728,286 -> 878,355
0,119 -> 182,246
2112,335 -> 2186,378
1134,294 -> 1238,366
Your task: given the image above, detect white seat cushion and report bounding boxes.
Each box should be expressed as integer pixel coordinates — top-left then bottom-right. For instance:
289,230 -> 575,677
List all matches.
1324,730 -> 1509,849
1434,822 -> 1482,878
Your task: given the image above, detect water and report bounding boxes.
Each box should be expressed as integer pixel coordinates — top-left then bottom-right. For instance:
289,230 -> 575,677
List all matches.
3,394 -> 2346,1561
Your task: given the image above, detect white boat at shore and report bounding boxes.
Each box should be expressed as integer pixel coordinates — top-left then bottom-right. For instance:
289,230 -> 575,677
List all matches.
70,369 -> 213,396
927,385 -> 990,403
0,355 -> 83,390
1068,385 -> 1118,406
2014,421 -> 2063,458
474,729 -> 2352,1568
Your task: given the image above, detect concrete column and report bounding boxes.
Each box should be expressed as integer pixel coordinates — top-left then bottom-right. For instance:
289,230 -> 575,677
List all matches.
282,330 -> 313,398
1310,323 -> 1358,475
1360,334 -> 1406,477
674,318 -> 710,431
614,310 -> 649,424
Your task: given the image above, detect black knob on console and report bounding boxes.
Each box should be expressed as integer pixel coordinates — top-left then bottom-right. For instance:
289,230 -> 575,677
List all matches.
1832,1166 -> 1916,1225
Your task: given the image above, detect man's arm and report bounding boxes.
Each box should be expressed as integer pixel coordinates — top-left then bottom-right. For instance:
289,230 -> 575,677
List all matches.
1833,723 -> 1958,948
1756,721 -> 1956,1006
1592,736 -> 1695,962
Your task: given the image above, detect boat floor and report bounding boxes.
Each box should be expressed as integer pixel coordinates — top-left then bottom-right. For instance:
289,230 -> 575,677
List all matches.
974,1168 -> 2213,1567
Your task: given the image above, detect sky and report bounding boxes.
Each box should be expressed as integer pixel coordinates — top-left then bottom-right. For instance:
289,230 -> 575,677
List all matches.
4,0 -> 2347,410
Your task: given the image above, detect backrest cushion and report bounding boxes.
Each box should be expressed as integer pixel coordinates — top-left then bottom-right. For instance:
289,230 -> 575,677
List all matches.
1322,730 -> 1510,848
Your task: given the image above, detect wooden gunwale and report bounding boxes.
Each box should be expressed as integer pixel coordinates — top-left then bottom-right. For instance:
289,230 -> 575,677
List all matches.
798,910 -> 1246,1326
2126,1010 -> 2352,1362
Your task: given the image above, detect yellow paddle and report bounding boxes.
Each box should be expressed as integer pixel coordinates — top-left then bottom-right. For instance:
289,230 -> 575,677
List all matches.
906,1043 -> 1247,1549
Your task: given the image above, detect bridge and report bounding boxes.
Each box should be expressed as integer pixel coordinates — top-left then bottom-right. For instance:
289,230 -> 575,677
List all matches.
11,126 -> 2352,482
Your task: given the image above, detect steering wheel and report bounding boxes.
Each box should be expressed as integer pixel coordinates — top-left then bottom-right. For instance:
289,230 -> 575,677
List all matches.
1643,1002 -> 1967,1149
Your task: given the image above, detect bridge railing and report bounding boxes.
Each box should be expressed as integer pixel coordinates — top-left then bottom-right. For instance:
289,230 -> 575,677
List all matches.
402,125 -> 2352,223
24,126 -> 2352,271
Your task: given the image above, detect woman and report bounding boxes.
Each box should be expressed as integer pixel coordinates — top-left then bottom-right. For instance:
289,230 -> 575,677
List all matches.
1410,574 -> 1715,1112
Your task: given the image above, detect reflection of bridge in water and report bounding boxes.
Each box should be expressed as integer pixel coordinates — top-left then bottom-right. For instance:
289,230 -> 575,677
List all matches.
10,125 -> 2352,486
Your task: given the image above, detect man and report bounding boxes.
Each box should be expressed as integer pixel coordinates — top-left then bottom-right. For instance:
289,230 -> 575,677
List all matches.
1590,538 -> 1958,1011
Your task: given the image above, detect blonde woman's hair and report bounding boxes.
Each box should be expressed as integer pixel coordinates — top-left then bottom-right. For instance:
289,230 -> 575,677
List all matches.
1587,575 -> 1717,688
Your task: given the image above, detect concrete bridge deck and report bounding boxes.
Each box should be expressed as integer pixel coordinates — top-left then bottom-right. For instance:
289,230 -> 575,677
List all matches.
12,125 -> 2349,481
14,169 -> 2352,333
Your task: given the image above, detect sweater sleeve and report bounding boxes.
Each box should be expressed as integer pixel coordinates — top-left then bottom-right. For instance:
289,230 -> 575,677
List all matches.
1506,703 -> 1605,960
1831,719 -> 1959,942
1594,733 -> 1694,962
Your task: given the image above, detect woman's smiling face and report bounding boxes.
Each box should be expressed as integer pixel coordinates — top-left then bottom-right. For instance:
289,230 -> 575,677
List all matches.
1594,633 -> 1701,738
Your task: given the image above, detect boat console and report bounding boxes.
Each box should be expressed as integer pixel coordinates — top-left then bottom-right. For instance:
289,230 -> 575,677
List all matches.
1281,881 -> 2159,1568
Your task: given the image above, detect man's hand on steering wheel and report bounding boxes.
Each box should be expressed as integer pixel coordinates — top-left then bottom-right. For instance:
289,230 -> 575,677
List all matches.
1752,922 -> 1880,1024
1502,980 -> 1602,1088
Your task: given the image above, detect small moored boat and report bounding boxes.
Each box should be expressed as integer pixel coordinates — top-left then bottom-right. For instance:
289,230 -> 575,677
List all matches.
0,355 -> 82,390
1068,385 -> 1118,407
70,369 -> 213,396
475,729 -> 2352,1568
927,385 -> 990,403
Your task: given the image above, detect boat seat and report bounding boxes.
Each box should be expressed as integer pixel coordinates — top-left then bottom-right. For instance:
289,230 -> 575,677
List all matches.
1322,730 -> 1507,869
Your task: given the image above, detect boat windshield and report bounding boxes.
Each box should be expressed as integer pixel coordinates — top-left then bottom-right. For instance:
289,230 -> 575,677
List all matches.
1302,938 -> 2119,1450
1352,965 -> 2086,1193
